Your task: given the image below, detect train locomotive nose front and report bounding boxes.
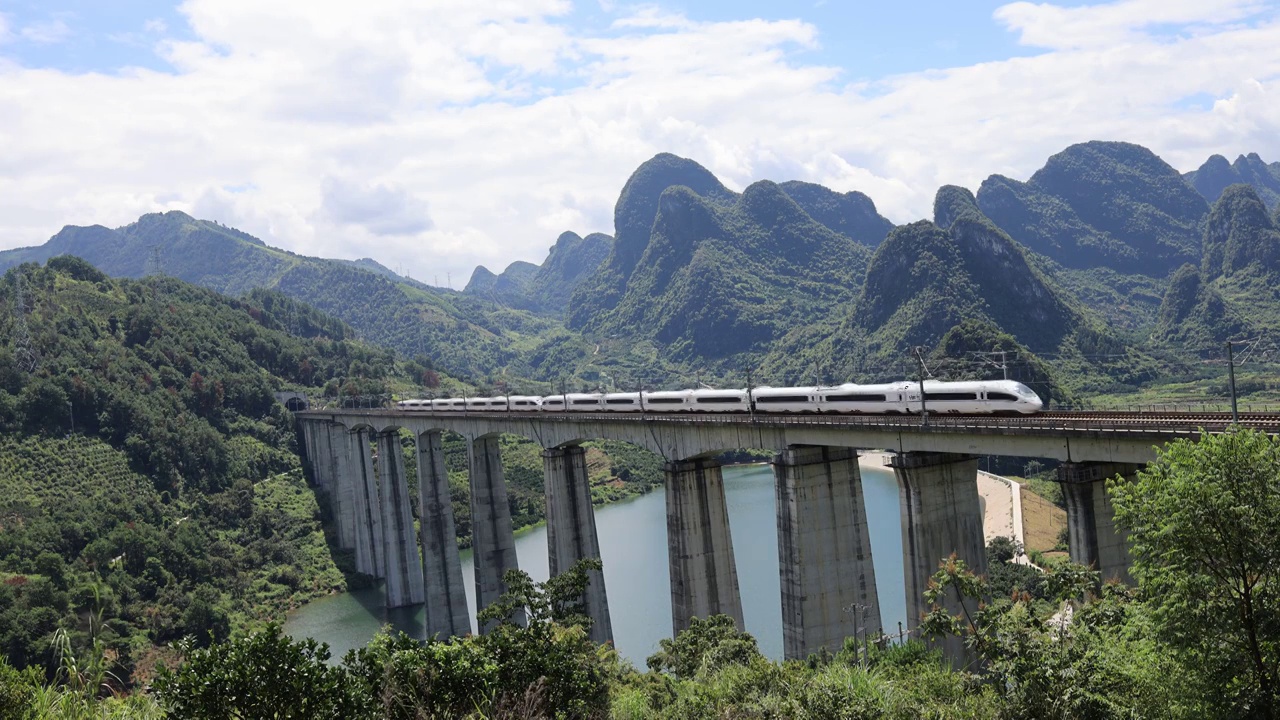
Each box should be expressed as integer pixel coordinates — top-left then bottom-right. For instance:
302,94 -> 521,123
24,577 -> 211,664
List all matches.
1010,382 -> 1043,413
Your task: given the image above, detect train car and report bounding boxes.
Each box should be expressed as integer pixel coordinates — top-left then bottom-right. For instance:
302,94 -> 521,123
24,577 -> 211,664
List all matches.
643,389 -> 695,412
432,398 -> 466,411
601,392 -> 644,412
508,395 -> 543,411
546,393 -> 604,412
688,388 -> 750,413
901,380 -> 1042,414
973,380 -> 1043,414
750,386 -> 821,413
815,383 -> 909,414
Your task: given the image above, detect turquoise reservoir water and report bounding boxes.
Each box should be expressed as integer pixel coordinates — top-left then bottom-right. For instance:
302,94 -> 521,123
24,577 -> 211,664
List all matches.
284,463 -> 906,666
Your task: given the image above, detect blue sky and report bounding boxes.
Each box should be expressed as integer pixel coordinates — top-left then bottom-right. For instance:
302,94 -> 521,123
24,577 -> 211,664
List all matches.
0,0 -> 1080,78
0,0 -> 1277,283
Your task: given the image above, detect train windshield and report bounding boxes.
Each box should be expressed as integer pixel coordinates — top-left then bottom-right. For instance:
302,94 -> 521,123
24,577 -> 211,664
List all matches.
1012,384 -> 1038,398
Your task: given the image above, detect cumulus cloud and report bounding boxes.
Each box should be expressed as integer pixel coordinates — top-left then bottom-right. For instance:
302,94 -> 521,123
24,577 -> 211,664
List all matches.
0,0 -> 1279,286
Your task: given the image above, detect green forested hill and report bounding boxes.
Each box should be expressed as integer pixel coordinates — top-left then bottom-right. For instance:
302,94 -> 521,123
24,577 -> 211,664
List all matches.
0,257 -> 671,685
1154,184 -> 1280,351
976,141 -> 1208,274
568,153 -> 736,330
576,180 -> 870,360
563,152 -> 878,363
0,257 -> 410,682
776,180 -> 895,247
0,212 -> 559,382
1185,152 -> 1280,210
462,231 -> 613,317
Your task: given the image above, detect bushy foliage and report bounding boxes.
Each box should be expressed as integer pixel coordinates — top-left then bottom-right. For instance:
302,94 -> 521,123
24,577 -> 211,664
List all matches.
153,625 -> 363,719
1112,429 -> 1280,716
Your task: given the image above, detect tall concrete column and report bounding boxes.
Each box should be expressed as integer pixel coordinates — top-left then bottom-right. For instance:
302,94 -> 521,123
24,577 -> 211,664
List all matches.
300,421 -> 319,487
1059,462 -> 1139,584
348,429 -> 386,579
311,422 -> 331,491
891,452 -> 986,666
324,424 -> 356,550
470,435 -> 521,631
665,458 -> 744,635
376,431 -> 426,608
774,445 -> 880,660
543,445 -> 613,645
416,431 -> 470,638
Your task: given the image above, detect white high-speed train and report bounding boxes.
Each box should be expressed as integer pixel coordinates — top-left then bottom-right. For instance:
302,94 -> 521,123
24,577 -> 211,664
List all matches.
395,380 -> 1044,415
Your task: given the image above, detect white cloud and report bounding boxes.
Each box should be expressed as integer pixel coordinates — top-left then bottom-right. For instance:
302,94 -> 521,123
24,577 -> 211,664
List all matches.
20,17 -> 72,45
995,0 -> 1269,49
1,0 -> 1279,288
0,13 -> 11,44
317,177 -> 434,237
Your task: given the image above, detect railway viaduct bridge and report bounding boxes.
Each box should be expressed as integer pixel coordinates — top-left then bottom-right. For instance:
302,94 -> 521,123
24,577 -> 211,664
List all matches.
294,408 -> 1278,662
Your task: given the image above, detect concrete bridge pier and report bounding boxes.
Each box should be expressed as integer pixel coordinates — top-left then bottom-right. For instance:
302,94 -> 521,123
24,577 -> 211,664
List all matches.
1058,462 -> 1140,584
891,452 -> 986,666
322,423 -> 357,550
543,445 -> 613,645
300,422 -> 320,488
416,431 -> 471,638
774,445 -> 880,660
665,458 -> 744,635
470,435 -> 522,630
376,431 -> 426,608
348,429 -> 387,579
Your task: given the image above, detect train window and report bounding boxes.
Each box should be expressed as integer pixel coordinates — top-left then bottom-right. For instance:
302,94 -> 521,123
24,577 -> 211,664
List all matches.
572,399 -> 599,406
606,398 -> 636,405
647,398 -> 685,404
987,392 -> 1017,401
925,392 -> 978,401
513,401 -> 530,406
696,396 -> 744,404
825,394 -> 886,402
545,399 -> 564,405
756,395 -> 809,403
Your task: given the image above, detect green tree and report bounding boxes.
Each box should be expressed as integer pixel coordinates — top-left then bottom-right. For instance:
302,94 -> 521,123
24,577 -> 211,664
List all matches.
152,624 -> 364,719
475,558 -> 614,718
1110,429 -> 1280,717
645,614 -> 761,679
0,654 -> 40,720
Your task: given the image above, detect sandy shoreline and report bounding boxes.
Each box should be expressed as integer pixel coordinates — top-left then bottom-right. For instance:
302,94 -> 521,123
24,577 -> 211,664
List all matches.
856,451 -> 1024,549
